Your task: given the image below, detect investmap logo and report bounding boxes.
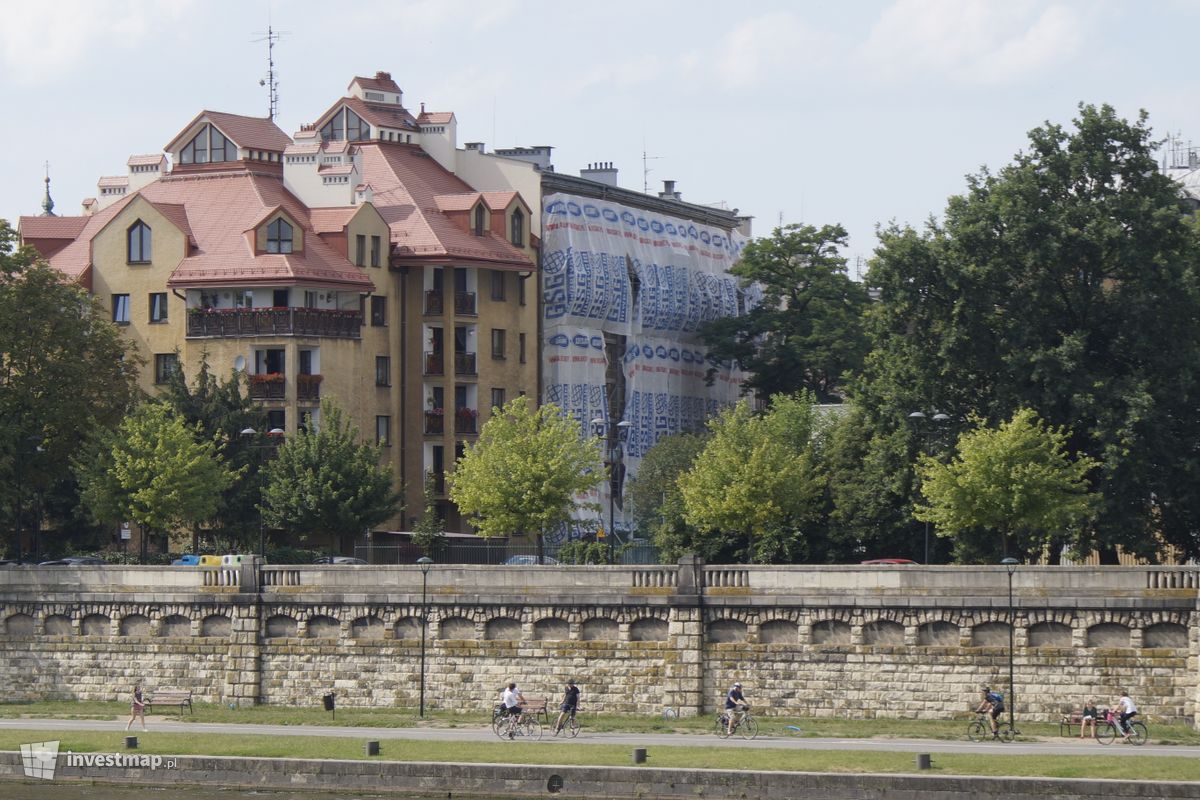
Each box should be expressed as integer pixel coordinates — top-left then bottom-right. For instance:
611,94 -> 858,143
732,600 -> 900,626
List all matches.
20,740 -> 176,779
20,740 -> 59,779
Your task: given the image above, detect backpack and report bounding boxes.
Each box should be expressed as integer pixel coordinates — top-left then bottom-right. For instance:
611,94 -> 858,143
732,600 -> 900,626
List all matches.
987,691 -> 1004,704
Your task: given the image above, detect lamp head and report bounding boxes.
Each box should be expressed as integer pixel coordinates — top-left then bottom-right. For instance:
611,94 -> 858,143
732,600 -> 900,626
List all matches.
417,556 -> 433,575
1001,556 -> 1018,575
240,427 -> 257,438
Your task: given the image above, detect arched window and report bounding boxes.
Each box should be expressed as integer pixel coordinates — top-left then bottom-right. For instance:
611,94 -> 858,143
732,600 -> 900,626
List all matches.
510,208 -> 524,246
474,205 -> 485,236
267,218 -> 293,254
127,220 -> 151,263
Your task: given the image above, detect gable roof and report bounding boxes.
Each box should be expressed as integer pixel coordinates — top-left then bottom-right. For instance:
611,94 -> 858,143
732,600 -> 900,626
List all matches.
312,96 -> 420,136
351,72 -> 402,94
417,111 -> 454,126
18,215 -> 89,240
165,110 -> 292,153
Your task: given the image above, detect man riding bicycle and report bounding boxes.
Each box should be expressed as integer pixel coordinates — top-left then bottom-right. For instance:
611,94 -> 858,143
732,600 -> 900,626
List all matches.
975,685 -> 1005,739
500,682 -> 525,738
553,679 -> 579,734
724,682 -> 750,736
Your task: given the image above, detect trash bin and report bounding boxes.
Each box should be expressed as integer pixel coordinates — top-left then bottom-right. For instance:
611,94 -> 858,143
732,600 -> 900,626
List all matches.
222,554 -> 248,566
199,555 -> 223,567
322,692 -> 336,712
172,555 -> 201,566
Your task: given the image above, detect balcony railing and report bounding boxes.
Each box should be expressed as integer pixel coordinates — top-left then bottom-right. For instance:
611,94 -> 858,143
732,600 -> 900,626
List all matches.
454,292 -> 476,316
424,351 -> 444,376
454,352 -> 477,376
297,373 -> 322,401
248,374 -> 286,400
426,472 -> 446,495
455,409 -> 478,434
424,291 -> 444,315
425,410 -> 445,435
187,307 -> 362,339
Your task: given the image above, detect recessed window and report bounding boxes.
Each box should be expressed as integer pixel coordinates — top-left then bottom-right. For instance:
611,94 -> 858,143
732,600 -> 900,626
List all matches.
149,293 -> 168,323
491,387 -> 505,411
491,328 -> 506,359
370,235 -> 382,268
491,270 -> 505,301
154,353 -> 179,385
319,107 -> 370,142
511,208 -> 524,247
519,332 -> 526,364
112,294 -> 130,324
267,218 -> 293,254
355,235 -> 366,267
267,409 -> 286,431
127,220 -> 151,263
376,415 -> 391,446
474,205 -> 485,236
518,275 -> 527,306
180,124 -> 237,165
375,356 -> 391,387
370,296 -> 387,327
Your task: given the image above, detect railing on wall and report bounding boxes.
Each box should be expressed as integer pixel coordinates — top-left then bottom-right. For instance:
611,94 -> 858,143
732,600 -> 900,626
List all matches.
703,568 -> 750,589
201,567 -> 239,587
1146,569 -> 1200,589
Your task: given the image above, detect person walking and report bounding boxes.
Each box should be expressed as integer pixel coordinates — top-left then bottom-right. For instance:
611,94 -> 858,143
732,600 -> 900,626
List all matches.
125,682 -> 147,732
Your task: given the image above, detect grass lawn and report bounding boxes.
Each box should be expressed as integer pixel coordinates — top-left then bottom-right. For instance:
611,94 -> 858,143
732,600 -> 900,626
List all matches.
0,729 -> 1198,782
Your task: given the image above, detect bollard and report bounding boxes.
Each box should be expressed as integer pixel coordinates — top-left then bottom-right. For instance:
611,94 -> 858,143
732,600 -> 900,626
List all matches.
916,753 -> 931,770
124,736 -> 138,749
633,748 -> 647,764
365,740 -> 380,756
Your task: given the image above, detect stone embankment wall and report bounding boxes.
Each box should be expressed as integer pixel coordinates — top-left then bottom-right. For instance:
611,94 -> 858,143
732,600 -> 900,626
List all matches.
0,560 -> 1196,722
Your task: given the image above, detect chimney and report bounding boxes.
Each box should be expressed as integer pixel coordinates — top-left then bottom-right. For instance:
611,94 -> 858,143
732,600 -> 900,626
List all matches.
659,180 -> 682,201
581,161 -> 618,187
465,142 -> 486,153
375,71 -> 392,81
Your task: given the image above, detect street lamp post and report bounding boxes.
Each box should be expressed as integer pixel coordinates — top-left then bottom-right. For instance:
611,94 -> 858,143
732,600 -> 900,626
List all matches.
908,410 -> 950,563
590,418 -> 632,563
1002,556 -> 1018,732
417,556 -> 433,718
240,427 -> 285,556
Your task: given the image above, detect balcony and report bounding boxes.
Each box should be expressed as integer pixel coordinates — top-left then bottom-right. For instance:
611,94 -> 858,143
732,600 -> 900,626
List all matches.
455,408 -> 478,434
297,373 -> 322,401
186,307 -> 362,339
454,352 -> 477,376
424,351 -> 444,376
424,291 -> 444,315
425,409 -> 445,435
426,471 -> 446,495
248,373 -> 286,400
454,292 -> 476,316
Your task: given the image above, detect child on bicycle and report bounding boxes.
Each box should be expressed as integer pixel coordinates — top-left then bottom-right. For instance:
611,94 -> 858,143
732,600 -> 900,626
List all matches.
553,679 -> 579,734
975,685 -> 1005,739
725,682 -> 750,736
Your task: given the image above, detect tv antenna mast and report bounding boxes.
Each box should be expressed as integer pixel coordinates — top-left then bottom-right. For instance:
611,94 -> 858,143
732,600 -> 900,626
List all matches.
252,25 -> 288,120
642,141 -> 661,194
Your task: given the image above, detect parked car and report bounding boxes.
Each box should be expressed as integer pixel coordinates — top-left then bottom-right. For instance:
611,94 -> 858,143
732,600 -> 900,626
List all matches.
860,558 -> 918,565
37,556 -> 107,566
312,556 -> 368,565
503,555 -> 560,566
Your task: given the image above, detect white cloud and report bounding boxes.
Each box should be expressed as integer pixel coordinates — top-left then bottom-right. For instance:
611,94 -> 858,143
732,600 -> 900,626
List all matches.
858,0 -> 1086,86
712,11 -> 835,89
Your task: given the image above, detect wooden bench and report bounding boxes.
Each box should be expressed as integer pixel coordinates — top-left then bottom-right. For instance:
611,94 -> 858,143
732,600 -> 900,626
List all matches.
145,690 -> 193,719
1059,712 -> 1100,737
521,697 -> 550,725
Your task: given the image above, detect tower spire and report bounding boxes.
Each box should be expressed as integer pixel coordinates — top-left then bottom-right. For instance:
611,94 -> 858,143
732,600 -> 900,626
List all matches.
41,161 -> 56,217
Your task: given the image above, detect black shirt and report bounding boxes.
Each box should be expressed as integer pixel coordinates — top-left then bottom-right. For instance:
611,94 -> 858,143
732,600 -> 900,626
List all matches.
562,685 -> 579,709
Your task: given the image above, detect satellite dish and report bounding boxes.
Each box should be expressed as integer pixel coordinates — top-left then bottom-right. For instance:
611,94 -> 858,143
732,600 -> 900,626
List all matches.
234,356 -> 246,372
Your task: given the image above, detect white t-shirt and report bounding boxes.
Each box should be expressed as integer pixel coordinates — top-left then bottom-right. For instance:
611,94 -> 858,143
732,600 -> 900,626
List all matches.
1119,695 -> 1138,715
502,687 -> 521,709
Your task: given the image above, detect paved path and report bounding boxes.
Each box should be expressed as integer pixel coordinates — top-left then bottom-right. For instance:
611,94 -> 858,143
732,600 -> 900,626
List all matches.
2,717 -> 1195,759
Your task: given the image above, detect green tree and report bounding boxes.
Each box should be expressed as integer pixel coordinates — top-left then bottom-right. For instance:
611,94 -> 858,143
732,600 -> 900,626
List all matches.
260,398 -> 400,554
679,395 -> 825,563
411,470 -> 447,557
450,396 -> 603,563
862,104 -> 1200,562
628,431 -> 707,561
915,408 -> 1099,563
0,220 -> 140,557
75,402 -> 237,559
158,354 -> 267,551
701,223 -> 869,402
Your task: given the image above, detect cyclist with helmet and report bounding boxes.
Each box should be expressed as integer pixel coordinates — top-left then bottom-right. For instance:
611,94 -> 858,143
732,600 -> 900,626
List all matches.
975,685 -> 1005,739
724,681 -> 750,736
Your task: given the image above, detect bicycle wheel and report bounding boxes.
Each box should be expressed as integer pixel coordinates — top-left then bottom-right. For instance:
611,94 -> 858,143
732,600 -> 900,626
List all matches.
739,716 -> 759,740
716,713 -> 732,738
493,714 -> 507,739
997,722 -> 1016,743
966,720 -> 988,742
1128,722 -> 1148,745
522,716 -> 543,741
1096,721 -> 1116,745
566,716 -> 580,738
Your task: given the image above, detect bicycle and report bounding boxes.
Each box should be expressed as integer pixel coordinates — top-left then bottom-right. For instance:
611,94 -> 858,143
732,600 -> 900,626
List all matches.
552,709 -> 580,738
966,712 -> 1015,743
492,706 -> 543,740
715,707 -> 759,740
1096,709 -> 1147,746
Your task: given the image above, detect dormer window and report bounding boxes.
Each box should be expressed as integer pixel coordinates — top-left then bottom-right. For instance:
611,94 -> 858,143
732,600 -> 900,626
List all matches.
267,218 -> 294,254
127,220 -> 151,263
474,205 -> 485,236
510,209 -> 524,247
320,107 -> 370,142
180,124 -> 237,165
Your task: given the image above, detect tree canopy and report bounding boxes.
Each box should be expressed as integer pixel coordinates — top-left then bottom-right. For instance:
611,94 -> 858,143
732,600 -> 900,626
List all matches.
449,396 -> 602,560
629,431 -> 707,561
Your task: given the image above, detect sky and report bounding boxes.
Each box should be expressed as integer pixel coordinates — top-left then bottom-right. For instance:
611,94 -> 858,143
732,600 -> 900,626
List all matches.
2,0 -> 1199,270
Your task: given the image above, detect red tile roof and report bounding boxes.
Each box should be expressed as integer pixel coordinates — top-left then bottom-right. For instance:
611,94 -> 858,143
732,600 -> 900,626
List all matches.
309,207 -> 358,234
18,215 -> 89,240
352,72 -> 402,94
481,190 -> 524,211
434,193 -> 481,212
417,111 -> 454,125
128,154 -> 166,167
165,111 -> 292,154
98,176 -> 128,188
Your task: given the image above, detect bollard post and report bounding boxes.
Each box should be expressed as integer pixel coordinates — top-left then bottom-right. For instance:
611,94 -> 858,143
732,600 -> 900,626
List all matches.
916,753 -> 931,770
365,740 -> 380,756
632,748 -> 647,764
124,736 -> 138,749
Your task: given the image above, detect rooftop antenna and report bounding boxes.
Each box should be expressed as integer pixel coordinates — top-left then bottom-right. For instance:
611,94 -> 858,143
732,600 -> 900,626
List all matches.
252,24 -> 288,120
642,142 -> 661,194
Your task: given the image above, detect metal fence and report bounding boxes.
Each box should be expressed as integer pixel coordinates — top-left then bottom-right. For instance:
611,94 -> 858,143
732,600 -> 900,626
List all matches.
354,539 -> 660,566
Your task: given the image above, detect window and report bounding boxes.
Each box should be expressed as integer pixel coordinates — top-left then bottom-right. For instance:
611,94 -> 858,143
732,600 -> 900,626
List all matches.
319,107 -> 370,142
299,349 -> 314,375
370,235 -> 382,268
473,205 -> 485,236
518,275 -> 527,306
112,294 -> 130,324
375,356 -> 391,387
491,387 -> 505,411
511,208 -> 524,246
298,408 -> 319,434
304,290 -> 317,308
518,332 -> 526,364
376,415 -> 391,446
491,328 -> 506,359
149,293 -> 168,323
370,295 -> 387,326
267,409 -> 286,432
154,353 -> 179,385
490,270 -> 505,301
180,123 -> 237,164
267,218 -> 293,254
355,234 -> 366,266
127,220 -> 151,263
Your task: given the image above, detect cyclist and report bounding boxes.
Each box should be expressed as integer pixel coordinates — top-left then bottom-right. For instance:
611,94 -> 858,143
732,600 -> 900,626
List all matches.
501,682 -> 525,738
553,679 -> 579,734
975,685 -> 1005,739
1115,689 -> 1138,741
724,682 -> 749,736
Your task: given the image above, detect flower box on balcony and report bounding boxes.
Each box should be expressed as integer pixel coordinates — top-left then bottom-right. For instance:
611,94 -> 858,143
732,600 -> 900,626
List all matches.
250,372 -> 285,385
